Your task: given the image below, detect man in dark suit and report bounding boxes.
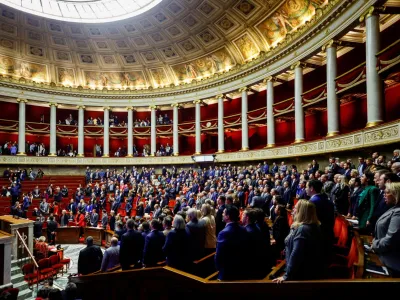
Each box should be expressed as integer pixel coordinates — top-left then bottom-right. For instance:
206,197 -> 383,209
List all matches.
215,195 -> 226,236
46,216 -> 58,245
242,208 -> 271,279
215,205 -> 249,280
78,236 -> 103,275
358,157 -> 367,175
185,208 -> 206,260
67,199 -> 77,215
90,209 -> 99,227
143,219 -> 165,267
249,190 -> 264,208
33,217 -> 43,239
120,219 -> 145,270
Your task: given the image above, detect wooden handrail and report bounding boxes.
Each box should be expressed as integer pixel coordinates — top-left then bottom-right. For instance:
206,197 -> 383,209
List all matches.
204,271 -> 219,281
193,252 -> 216,264
15,229 -> 38,268
335,62 -> 366,81
376,39 -> 400,56
265,260 -> 286,280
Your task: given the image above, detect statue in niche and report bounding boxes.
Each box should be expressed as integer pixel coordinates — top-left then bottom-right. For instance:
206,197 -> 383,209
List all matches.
185,62 -> 197,79
58,68 -> 74,84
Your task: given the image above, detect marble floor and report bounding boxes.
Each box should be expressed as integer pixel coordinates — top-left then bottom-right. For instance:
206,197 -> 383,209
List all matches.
29,244 -> 103,299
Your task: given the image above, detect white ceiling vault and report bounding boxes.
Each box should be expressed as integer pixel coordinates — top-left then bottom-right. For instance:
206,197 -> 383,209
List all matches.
0,0 -> 164,23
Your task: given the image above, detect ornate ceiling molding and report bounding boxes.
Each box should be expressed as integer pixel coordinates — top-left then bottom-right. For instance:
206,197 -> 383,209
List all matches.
0,0 -> 377,106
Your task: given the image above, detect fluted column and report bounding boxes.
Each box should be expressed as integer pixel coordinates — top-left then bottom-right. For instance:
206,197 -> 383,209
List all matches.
264,77 -> 276,147
171,103 -> 179,156
77,105 -> 85,157
103,107 -> 110,157
16,98 -> 27,155
362,8 -> 383,127
48,102 -> 57,156
194,100 -> 202,155
291,62 -> 305,143
324,40 -> 340,137
216,94 -> 225,153
150,105 -> 156,156
127,107 -> 133,157
239,87 -> 249,151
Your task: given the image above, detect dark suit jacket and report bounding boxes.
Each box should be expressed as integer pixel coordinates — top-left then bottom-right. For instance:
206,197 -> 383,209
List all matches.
90,213 -> 99,227
33,221 -> 43,238
245,224 -> 271,279
120,229 -> 145,269
78,245 -> 103,275
272,215 -> 290,252
186,220 -> 206,260
215,222 -> 249,280
215,204 -> 226,235
250,196 -> 265,208
143,230 -> 166,266
163,229 -> 192,271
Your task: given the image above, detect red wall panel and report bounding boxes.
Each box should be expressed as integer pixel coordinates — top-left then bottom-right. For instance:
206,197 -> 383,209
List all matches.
339,97 -> 367,134
26,105 -> 50,123
0,102 -> 18,121
385,83 -> 400,122
275,120 -> 295,145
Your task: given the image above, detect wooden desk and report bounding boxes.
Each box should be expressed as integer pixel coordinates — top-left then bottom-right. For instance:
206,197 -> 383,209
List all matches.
56,227 -> 80,244
84,227 -> 104,246
104,230 -> 114,248
0,215 -> 34,260
360,235 -> 392,279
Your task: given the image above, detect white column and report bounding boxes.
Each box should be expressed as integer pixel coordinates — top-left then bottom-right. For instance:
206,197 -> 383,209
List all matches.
364,9 -> 383,127
172,103 -> 179,156
16,98 -> 27,155
217,94 -> 225,153
28,223 -> 33,254
265,77 -> 276,147
77,106 -> 85,157
150,105 -> 156,156
239,87 -> 249,151
103,107 -> 110,157
324,40 -> 340,137
194,100 -> 202,155
292,62 -> 305,143
127,107 -> 133,157
48,103 -> 57,156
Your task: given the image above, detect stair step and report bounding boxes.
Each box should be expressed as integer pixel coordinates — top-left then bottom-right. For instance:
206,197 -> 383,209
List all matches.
16,287 -> 33,300
13,280 -> 29,292
11,273 -> 25,284
11,266 -> 20,276
11,258 -> 31,268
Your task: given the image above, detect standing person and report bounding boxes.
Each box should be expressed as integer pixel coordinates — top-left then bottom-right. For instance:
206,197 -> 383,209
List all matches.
78,236 -> 103,275
33,217 -> 43,239
271,205 -> 290,261
120,219 -> 144,270
215,195 -> 226,236
215,205 -> 249,280
47,216 -> 58,245
372,182 -> 400,276
143,219 -> 165,267
101,237 -> 120,272
60,210 -> 69,227
101,210 -> 108,229
273,200 -> 324,283
201,204 -> 216,253
357,173 -> 379,231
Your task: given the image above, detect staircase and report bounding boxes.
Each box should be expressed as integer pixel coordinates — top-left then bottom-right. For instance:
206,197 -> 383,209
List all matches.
10,258 -> 33,300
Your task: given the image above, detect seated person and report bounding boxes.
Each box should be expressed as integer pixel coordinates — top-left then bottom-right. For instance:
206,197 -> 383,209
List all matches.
35,236 -> 49,259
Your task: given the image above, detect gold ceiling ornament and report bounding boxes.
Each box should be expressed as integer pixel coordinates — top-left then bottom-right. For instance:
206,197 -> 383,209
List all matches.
290,61 -> 307,70
321,40 -> 341,52
263,76 -> 277,83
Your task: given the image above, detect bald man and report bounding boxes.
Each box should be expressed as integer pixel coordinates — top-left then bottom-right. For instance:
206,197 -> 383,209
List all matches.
101,237 -> 120,272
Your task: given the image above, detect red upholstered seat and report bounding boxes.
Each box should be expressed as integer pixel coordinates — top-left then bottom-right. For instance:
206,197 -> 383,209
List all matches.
38,258 -> 54,280
49,254 -> 64,277
1,287 -> 19,300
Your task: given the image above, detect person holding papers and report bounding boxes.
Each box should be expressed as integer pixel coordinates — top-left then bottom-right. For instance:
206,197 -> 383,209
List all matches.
372,182 -> 400,277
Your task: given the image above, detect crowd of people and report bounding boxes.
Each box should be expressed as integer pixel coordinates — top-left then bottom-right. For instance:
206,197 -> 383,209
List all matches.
4,148 -> 400,282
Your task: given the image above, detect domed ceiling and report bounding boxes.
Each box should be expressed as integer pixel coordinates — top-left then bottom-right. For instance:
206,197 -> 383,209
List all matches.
0,0 -> 331,90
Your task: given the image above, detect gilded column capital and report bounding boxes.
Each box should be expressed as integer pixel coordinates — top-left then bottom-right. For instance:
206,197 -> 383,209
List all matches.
76,105 -> 85,110
359,6 -> 385,22
215,94 -> 225,99
171,103 -> 179,108
238,87 -> 249,93
290,61 -> 307,70
16,98 -> 28,103
321,40 -> 341,52
263,76 -> 277,83
103,106 -> 111,111
49,102 -> 58,107
193,99 -> 202,105
149,105 -> 157,110
126,106 -> 133,111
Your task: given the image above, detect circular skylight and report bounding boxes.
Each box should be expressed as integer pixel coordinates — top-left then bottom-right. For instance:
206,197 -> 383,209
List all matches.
0,0 -> 163,23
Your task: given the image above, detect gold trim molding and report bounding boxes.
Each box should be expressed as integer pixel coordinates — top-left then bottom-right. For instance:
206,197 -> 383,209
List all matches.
1,120 -> 399,166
